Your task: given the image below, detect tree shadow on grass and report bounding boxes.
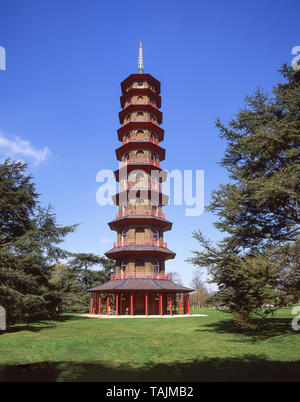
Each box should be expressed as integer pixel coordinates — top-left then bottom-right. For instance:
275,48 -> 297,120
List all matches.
1,355 -> 300,382
1,314 -> 87,335
197,317 -> 295,342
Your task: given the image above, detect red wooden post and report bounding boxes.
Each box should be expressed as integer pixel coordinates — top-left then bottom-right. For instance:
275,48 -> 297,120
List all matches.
90,293 -> 93,315
179,294 -> 182,315
130,292 -> 133,316
174,293 -> 177,314
160,292 -> 163,316
187,294 -> 190,315
98,294 -> 101,315
170,293 -> 172,316
145,293 -> 148,316
116,292 -> 119,316
183,294 -> 186,314
107,293 -> 110,315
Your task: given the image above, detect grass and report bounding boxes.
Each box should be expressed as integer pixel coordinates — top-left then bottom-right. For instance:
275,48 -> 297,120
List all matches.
0,307 -> 299,382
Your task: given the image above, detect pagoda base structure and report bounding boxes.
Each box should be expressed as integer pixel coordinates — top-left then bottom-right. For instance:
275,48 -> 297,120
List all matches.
88,45 -> 193,315
89,276 -> 191,316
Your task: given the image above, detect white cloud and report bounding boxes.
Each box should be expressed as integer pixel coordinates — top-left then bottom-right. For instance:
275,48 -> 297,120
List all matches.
0,131 -> 50,166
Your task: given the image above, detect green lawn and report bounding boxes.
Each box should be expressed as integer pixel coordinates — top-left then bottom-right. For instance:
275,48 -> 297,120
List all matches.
0,308 -> 299,382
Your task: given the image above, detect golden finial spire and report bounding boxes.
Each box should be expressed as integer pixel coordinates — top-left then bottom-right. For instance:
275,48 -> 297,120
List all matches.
138,41 -> 144,73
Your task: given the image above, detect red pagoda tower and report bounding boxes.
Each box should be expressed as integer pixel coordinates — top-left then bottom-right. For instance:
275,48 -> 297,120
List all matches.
88,43 -> 192,316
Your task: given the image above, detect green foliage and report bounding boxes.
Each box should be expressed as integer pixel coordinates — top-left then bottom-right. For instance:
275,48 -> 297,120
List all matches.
0,160 -> 115,323
210,64 -> 299,252
0,160 -> 77,324
49,265 -> 87,313
69,253 -> 114,287
188,232 -> 288,328
0,160 -> 37,245
50,256 -> 115,313
189,65 -> 300,328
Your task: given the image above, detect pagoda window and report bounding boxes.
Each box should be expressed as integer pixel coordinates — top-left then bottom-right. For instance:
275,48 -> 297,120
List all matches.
124,153 -> 129,161
136,130 -> 144,139
151,153 -> 157,161
135,259 -> 145,274
121,229 -> 127,245
138,81 -> 143,87
136,227 -> 145,242
136,150 -> 144,159
154,261 -> 160,274
152,201 -> 158,215
137,96 -> 144,103
153,229 -> 159,242
121,261 -> 126,278
121,202 -> 128,214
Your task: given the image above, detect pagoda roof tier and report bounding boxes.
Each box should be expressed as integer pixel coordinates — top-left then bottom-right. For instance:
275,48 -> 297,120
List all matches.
119,104 -> 162,125
117,121 -> 164,142
120,88 -> 161,109
88,278 -> 192,293
121,74 -> 161,94
115,141 -> 166,161
105,244 -> 176,260
112,189 -> 169,206
114,165 -> 168,182
108,214 -> 172,232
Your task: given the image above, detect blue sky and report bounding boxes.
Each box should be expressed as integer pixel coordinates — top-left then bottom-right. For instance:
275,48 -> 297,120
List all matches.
0,0 -> 299,287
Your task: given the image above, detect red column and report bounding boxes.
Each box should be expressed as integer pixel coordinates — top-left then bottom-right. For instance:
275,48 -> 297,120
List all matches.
160,292 -> 163,316
179,294 -> 182,315
107,293 -> 110,315
145,293 -> 148,316
174,293 -> 177,314
116,292 -> 119,316
98,294 -> 101,315
90,293 -> 93,315
187,294 -> 190,315
130,292 -> 133,316
184,294 -> 186,314
170,293 -> 172,316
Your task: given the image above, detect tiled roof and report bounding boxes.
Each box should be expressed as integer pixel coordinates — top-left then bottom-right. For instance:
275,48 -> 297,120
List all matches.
87,278 -> 192,292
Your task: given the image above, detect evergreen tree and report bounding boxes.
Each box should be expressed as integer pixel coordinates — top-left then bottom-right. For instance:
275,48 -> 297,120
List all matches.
50,255 -> 115,312
49,264 -> 88,312
188,232 -> 286,328
210,64 -> 299,251
0,160 -> 77,324
69,253 -> 114,287
188,65 -> 300,328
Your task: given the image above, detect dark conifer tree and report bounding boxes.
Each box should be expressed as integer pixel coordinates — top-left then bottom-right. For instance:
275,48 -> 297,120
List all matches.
189,65 -> 300,328
0,160 -> 77,324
